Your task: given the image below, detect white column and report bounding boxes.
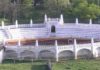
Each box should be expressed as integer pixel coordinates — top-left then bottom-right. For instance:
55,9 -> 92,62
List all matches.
44,14 -> 47,23
3,39 -> 6,46
1,21 -> 4,29
18,40 -> 21,46
35,40 -> 39,59
89,19 -> 92,25
74,39 -> 77,59
0,49 -> 4,63
55,40 -> 58,46
35,40 -> 39,47
59,14 -> 64,25
15,20 -> 18,28
91,38 -> 96,58
55,40 -> 59,62
75,18 -> 79,24
30,19 -> 33,27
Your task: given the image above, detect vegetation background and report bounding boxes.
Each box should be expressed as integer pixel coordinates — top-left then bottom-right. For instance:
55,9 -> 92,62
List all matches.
0,0 -> 100,24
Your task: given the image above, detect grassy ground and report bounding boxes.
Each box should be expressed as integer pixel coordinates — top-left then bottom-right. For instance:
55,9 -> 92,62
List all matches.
0,60 -> 47,70
1,59 -> 100,70
52,59 -> 100,70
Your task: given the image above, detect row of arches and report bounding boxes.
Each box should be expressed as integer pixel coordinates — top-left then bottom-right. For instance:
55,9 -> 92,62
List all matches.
4,48 -> 100,60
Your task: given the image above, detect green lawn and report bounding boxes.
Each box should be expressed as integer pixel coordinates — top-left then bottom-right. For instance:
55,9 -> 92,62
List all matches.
0,60 -> 47,70
1,59 -> 100,70
52,59 -> 100,70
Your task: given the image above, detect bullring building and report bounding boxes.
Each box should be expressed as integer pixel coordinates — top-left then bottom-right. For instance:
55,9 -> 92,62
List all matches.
0,14 -> 100,62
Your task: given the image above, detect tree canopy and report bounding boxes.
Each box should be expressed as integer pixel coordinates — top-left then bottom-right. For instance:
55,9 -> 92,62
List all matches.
0,0 -> 100,24
66,0 -> 100,19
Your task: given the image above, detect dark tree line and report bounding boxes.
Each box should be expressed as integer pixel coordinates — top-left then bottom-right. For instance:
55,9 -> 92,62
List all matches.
0,0 -> 100,24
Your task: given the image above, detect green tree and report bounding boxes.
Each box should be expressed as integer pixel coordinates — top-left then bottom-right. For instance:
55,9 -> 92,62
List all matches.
0,0 -> 10,18
44,0 -> 70,13
18,0 -> 33,20
87,0 -> 100,6
65,0 -> 100,19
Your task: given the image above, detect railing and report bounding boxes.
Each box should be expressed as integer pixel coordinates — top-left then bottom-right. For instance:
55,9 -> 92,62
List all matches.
0,24 -> 46,29
94,42 -> 100,47
18,24 -> 46,28
47,18 -> 59,21
77,43 -> 91,48
58,45 -> 73,50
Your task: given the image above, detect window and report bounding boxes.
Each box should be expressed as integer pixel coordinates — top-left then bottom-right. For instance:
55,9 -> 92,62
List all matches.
51,25 -> 56,33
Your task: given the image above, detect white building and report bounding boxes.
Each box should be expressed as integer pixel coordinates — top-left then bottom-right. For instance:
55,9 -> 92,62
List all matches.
0,14 -> 100,62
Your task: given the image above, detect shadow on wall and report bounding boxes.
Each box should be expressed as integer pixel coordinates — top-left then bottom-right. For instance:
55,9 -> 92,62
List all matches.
77,49 -> 93,59
58,50 -> 74,60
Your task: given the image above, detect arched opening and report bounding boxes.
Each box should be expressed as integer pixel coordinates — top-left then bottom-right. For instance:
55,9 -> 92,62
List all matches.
51,25 -> 56,33
77,49 -> 93,59
59,50 -> 74,60
4,50 -> 18,59
20,50 -> 35,60
38,50 -> 55,60
96,47 -> 100,58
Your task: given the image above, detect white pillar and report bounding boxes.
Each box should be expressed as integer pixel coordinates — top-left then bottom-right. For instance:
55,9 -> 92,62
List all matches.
55,40 -> 59,61
44,14 -> 47,23
91,38 -> 95,58
3,39 -> 6,46
0,49 -> 4,63
74,39 -> 77,59
15,20 -> 18,28
35,40 -> 39,47
30,19 -> 33,27
91,38 -> 94,46
1,21 -> 4,29
35,40 -> 39,59
55,40 -> 58,46
18,40 -> 21,46
89,19 -> 92,25
59,14 -> 64,25
75,18 -> 79,24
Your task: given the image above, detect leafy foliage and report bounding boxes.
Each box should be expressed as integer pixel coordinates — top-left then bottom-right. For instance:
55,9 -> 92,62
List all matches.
0,0 -> 100,24
65,0 -> 100,19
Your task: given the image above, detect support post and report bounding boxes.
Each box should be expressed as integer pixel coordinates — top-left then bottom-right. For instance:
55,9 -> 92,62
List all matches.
35,40 -> 39,47
1,21 -> 4,29
75,18 -> 78,24
0,49 -> 4,63
55,40 -> 58,62
59,14 -> 64,25
15,20 -> 18,28
18,40 -> 21,46
30,19 -> 33,27
35,40 -> 39,59
91,38 -> 96,58
74,39 -> 77,59
89,19 -> 92,25
3,39 -> 6,46
44,14 -> 47,23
